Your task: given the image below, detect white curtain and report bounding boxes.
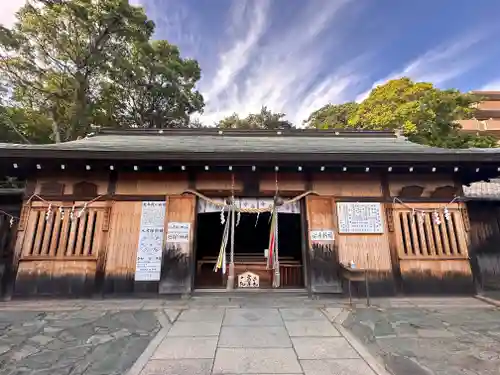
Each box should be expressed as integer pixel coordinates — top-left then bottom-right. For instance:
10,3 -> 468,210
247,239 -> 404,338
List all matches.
197,198 -> 301,214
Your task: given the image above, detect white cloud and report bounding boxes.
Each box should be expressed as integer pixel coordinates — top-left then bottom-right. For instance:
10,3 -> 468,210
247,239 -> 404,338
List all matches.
480,79 -> 500,91
197,0 -> 365,125
0,0 -> 25,28
202,0 -> 271,104
355,31 -> 488,102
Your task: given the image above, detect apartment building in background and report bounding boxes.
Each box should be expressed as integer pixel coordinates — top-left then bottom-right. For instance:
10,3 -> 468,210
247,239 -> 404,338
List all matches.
460,91 -> 500,139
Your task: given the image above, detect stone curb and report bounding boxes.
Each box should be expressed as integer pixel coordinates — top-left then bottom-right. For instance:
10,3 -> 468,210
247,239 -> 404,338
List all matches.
334,308 -> 391,375
474,294 -> 500,307
125,311 -> 171,375
335,322 -> 392,375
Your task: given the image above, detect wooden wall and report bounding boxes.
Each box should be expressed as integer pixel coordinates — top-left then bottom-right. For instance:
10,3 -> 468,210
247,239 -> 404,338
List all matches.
311,173 -> 382,196
306,196 -> 341,293
115,173 -> 189,195
467,201 -> 500,293
388,202 -> 473,294
160,195 -> 196,294
13,201 -> 110,296
103,201 -> 142,294
10,170 -> 471,297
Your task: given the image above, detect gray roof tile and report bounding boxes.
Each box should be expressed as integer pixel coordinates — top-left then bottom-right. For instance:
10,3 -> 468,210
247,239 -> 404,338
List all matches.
463,179 -> 500,200
0,131 -> 457,154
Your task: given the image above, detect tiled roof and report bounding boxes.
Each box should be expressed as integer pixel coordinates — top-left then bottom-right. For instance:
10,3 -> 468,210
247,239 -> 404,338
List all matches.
463,179 -> 500,200
0,129 -> 439,154
1,128 -> 500,163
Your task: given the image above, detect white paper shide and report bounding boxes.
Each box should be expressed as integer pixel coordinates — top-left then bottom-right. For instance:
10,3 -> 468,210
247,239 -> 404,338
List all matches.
135,201 -> 166,281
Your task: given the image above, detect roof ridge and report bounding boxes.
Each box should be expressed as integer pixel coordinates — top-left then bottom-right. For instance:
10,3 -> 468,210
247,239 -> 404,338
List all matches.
96,127 -> 399,138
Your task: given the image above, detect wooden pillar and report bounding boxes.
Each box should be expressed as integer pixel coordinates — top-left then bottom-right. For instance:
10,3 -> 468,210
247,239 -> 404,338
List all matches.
305,196 -> 341,293
159,195 -> 196,294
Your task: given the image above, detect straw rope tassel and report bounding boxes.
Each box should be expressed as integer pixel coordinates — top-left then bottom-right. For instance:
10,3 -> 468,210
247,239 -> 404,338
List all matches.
214,209 -> 230,273
267,209 -> 276,270
227,205 -> 236,290
273,210 -> 280,288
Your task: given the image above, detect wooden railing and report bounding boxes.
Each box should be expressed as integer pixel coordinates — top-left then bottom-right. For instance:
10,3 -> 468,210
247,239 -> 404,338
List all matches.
20,205 -> 109,259
279,264 -> 302,287
394,207 -> 468,259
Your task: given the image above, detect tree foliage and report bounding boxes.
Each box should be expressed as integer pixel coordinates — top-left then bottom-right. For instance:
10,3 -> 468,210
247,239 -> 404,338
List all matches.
304,102 -> 359,129
0,0 -> 204,143
306,77 -> 496,148
96,40 -> 204,129
217,106 -> 293,130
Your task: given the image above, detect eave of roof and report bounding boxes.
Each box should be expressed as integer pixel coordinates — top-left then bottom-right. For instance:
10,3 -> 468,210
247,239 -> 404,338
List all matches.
1,128 -> 500,164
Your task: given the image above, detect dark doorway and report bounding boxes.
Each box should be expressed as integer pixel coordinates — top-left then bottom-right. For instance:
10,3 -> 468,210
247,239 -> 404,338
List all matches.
194,210 -> 304,289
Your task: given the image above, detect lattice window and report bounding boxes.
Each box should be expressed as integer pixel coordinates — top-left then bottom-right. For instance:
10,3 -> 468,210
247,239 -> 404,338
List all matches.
395,209 -> 468,258
21,206 -> 109,258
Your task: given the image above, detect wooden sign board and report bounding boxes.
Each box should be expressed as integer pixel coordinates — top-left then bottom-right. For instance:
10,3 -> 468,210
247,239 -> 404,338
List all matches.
310,230 -> 334,242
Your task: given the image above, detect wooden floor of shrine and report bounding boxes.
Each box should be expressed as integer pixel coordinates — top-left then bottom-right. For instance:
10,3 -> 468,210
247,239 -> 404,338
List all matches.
195,254 -> 304,289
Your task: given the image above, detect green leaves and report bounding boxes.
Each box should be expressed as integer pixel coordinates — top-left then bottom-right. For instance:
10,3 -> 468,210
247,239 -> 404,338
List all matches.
0,0 -> 202,143
304,102 -> 359,129
306,77 -> 496,149
216,106 -> 293,130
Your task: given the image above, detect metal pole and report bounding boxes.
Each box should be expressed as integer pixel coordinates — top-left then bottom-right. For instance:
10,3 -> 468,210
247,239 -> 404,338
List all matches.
226,206 -> 235,290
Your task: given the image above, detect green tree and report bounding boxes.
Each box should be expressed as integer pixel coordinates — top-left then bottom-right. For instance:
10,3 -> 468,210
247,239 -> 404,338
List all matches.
0,0 -> 204,143
96,40 -> 204,129
348,77 -> 496,148
217,106 -> 293,130
0,105 -> 54,144
304,102 -> 359,129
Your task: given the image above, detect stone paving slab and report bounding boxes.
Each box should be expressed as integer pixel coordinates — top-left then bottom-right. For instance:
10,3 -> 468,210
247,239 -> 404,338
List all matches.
278,308 -> 326,321
218,326 -> 292,348
152,336 -> 218,359
292,337 -> 360,360
300,359 -> 377,375
223,308 -> 284,326
140,358 -> 213,375
212,348 -> 303,374
167,321 -> 222,336
284,320 -> 341,337
177,309 -> 225,322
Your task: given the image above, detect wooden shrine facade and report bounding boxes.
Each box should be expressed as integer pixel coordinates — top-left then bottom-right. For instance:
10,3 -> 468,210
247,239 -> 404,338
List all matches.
1,128 -> 500,297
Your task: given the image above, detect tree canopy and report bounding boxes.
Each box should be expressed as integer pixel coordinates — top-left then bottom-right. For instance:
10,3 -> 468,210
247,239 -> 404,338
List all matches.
0,4 -> 495,152
0,0 -> 204,143
216,106 -> 294,130
303,102 -> 359,129
306,77 -> 496,148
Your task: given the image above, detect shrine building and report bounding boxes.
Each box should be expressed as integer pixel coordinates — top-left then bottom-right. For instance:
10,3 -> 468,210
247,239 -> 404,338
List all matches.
1,127 -> 500,297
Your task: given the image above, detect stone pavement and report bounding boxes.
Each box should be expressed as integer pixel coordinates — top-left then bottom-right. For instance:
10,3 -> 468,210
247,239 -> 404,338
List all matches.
0,297 -> 387,375
0,309 -> 161,375
342,297 -> 500,375
133,306 -> 385,375
2,296 -> 499,375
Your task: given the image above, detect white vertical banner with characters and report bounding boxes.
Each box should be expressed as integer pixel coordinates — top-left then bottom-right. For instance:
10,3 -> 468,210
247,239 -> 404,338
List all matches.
135,201 -> 166,281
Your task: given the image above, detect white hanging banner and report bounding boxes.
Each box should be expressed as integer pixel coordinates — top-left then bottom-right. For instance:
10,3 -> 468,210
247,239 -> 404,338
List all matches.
197,197 -> 301,214
135,201 -> 166,281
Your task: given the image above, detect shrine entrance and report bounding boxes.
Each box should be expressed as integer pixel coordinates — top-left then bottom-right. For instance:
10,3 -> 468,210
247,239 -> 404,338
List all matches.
194,198 -> 305,290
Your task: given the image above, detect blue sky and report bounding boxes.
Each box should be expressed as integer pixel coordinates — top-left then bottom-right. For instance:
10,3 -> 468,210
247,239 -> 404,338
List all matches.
3,0 -> 500,125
